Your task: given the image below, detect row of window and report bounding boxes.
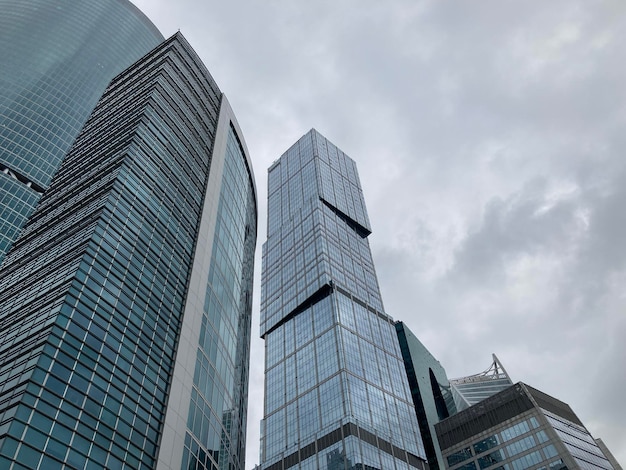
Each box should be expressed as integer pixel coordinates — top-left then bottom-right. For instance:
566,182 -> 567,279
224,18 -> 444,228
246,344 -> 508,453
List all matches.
544,410 -> 612,468
448,416 -> 541,466
447,416 -> 573,470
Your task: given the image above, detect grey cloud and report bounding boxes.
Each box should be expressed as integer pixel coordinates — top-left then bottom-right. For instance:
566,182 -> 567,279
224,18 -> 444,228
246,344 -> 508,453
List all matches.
449,177 -> 583,286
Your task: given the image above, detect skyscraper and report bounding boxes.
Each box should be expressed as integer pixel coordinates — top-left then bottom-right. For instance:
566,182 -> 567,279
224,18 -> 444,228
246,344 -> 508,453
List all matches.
259,129 -> 426,469
435,382 -> 616,470
396,322 -> 456,470
0,32 -> 256,470
0,0 -> 164,263
448,355 -> 513,412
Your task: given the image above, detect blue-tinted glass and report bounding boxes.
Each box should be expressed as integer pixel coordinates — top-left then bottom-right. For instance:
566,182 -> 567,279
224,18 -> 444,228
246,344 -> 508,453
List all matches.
184,126 -> 257,470
501,421 -> 531,441
0,0 -> 163,263
260,130 -> 425,469
506,435 -> 537,457
448,447 -> 473,466
544,409 -> 610,467
511,450 -> 543,470
0,31 -> 256,470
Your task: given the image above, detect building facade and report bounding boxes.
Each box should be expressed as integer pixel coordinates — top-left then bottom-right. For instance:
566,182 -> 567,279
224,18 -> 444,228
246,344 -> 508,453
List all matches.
449,355 -> 513,412
396,321 -> 457,470
259,129 -> 426,469
0,0 -> 163,263
0,33 -> 256,470
594,439 -> 623,470
435,382 -> 615,470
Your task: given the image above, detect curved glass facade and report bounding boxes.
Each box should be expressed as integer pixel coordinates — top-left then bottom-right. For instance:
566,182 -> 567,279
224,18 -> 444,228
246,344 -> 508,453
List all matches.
182,125 -> 257,470
0,33 -> 257,470
0,0 -> 163,263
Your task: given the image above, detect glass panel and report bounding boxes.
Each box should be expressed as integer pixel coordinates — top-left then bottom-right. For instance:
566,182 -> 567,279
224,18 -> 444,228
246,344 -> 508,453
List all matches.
501,421 -> 530,441
478,450 -> 504,469
473,435 -> 500,455
447,447 -> 472,466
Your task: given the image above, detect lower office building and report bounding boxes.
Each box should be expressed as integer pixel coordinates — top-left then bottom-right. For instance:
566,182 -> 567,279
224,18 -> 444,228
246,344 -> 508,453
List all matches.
0,33 -> 256,470
435,382 -> 615,470
259,130 -> 426,469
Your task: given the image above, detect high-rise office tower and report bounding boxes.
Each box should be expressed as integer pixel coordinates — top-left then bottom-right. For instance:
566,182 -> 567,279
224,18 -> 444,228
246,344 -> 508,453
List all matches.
448,355 -> 513,412
0,0 -> 163,263
0,32 -> 257,470
435,382 -> 616,470
396,322 -> 457,470
259,129 -> 426,469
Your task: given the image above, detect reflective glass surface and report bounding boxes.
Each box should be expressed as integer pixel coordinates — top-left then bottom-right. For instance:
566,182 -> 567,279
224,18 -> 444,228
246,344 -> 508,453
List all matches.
395,323 -> 457,470
544,410 -> 613,469
506,435 -> 536,457
0,0 -> 163,263
474,436 -> 500,455
451,377 -> 513,412
439,384 -> 615,470
511,450 -> 543,470
501,421 -> 531,442
0,174 -> 38,258
0,33 -> 255,470
442,412 -> 616,470
261,130 -> 381,336
260,130 -> 425,469
183,127 -> 257,470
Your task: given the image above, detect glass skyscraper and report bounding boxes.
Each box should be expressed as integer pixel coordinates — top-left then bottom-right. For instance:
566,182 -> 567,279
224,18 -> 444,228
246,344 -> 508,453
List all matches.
449,355 -> 513,412
0,32 -> 257,470
0,0 -> 163,263
259,129 -> 426,469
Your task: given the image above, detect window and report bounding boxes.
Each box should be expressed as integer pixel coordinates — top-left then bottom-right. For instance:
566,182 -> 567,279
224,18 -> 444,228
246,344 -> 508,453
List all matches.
447,447 -> 472,466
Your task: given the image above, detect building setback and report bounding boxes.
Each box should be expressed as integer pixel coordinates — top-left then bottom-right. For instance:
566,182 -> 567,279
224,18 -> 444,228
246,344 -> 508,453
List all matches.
259,129 -> 426,469
435,382 -> 615,470
0,33 -> 257,470
0,0 -> 163,263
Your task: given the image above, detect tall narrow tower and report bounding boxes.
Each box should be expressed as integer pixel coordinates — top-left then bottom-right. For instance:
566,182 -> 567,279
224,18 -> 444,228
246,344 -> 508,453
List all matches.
0,33 -> 257,470
259,129 -> 426,469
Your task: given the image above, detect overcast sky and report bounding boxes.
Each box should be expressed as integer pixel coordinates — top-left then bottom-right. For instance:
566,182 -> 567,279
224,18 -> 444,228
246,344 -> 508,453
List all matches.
131,1 -> 625,466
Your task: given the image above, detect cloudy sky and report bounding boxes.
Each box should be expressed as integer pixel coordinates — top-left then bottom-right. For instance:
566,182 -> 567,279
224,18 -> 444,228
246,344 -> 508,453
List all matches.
132,0 -> 625,466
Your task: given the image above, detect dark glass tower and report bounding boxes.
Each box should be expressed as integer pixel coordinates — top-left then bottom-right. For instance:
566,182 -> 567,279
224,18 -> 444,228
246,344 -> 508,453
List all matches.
396,322 -> 457,470
0,0 -> 163,263
259,130 -> 426,469
0,32 -> 257,470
